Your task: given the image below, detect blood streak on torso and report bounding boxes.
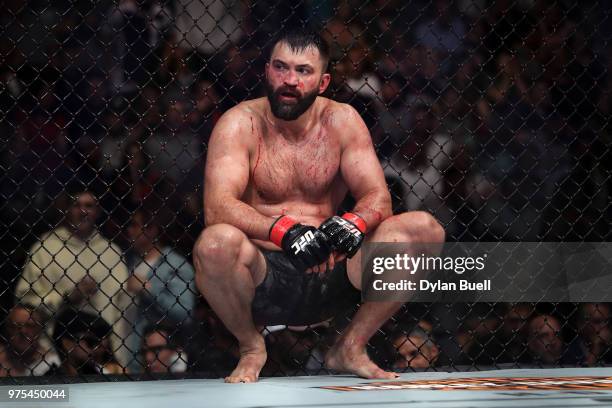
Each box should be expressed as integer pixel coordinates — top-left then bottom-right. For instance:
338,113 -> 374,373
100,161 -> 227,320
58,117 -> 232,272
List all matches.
251,116 -> 263,193
246,99 -> 347,223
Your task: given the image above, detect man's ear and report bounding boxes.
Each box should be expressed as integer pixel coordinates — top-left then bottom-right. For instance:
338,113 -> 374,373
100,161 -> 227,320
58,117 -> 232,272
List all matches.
319,73 -> 331,94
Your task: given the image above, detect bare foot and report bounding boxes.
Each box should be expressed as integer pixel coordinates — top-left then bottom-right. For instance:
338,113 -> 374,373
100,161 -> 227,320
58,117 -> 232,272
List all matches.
225,337 -> 267,383
325,341 -> 398,379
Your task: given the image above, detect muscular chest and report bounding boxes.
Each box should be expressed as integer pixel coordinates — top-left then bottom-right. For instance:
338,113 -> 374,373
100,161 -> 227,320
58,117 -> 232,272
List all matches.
251,129 -> 341,201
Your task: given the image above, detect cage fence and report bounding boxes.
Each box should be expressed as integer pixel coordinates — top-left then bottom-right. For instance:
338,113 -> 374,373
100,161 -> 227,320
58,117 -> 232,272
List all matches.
0,0 -> 611,383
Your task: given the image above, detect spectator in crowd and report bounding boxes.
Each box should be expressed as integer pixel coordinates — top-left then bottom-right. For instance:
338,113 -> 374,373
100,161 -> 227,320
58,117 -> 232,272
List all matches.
498,303 -> 534,364
141,324 -> 187,374
0,304 -> 59,376
47,307 -> 122,376
15,184 -> 131,366
567,303 -> 612,365
391,324 -> 439,370
454,305 -> 504,366
527,314 -> 564,365
125,202 -> 195,372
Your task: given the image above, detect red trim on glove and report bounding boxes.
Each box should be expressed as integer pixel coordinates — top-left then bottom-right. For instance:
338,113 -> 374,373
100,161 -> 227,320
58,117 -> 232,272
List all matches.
269,215 -> 298,247
342,212 -> 367,233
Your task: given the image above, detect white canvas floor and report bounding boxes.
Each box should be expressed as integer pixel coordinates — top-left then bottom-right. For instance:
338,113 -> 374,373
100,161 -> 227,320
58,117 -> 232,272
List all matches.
3,367 -> 612,408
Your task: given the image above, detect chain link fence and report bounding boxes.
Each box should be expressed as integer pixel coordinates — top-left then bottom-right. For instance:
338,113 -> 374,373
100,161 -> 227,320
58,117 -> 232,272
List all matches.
0,0 -> 611,382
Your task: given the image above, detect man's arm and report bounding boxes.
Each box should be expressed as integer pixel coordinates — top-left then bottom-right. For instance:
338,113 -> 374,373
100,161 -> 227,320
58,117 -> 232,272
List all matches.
337,104 -> 392,231
204,107 -> 275,240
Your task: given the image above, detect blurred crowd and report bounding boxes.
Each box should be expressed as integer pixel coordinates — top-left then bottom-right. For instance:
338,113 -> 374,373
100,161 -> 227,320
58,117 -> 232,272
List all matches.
1,0 -> 612,377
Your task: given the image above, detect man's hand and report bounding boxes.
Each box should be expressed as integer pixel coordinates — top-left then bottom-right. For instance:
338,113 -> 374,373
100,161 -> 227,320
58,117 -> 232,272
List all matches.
269,216 -> 332,271
319,213 -> 366,258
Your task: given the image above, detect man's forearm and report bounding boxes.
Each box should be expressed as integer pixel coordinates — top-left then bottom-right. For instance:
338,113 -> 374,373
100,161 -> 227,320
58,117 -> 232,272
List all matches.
352,191 -> 392,232
205,198 -> 276,241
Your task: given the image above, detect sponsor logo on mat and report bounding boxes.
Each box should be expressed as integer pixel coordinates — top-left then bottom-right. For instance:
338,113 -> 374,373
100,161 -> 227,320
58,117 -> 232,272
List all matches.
320,376 -> 612,391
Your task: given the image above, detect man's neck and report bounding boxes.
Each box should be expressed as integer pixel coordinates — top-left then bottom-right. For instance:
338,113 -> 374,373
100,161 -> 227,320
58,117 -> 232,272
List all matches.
265,101 -> 317,141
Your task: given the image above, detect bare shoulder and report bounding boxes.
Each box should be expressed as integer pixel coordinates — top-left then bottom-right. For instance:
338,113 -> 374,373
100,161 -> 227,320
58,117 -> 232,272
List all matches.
209,99 -> 265,151
214,99 -> 263,133
320,98 -> 371,145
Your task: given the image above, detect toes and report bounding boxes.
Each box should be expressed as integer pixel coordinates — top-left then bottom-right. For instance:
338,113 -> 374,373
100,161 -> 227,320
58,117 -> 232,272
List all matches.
225,375 -> 257,383
373,369 -> 398,380
384,371 -> 399,380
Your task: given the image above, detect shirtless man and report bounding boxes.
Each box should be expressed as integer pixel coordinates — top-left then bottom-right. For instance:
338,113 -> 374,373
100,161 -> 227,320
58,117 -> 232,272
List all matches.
193,29 -> 445,383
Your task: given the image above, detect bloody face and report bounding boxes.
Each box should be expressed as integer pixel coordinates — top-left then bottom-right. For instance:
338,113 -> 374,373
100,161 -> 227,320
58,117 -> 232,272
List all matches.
265,42 -> 327,121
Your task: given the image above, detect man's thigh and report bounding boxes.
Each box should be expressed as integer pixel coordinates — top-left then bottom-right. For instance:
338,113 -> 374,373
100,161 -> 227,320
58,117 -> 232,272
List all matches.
197,223 -> 268,286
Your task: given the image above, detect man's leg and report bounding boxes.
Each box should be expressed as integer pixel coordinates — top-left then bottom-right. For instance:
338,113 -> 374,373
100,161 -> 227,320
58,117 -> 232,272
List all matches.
193,224 -> 268,383
325,211 -> 445,379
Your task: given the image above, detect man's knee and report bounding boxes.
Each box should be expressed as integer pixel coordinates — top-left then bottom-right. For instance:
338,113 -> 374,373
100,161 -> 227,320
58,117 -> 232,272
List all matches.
380,211 -> 445,243
406,211 -> 445,243
193,224 -> 247,276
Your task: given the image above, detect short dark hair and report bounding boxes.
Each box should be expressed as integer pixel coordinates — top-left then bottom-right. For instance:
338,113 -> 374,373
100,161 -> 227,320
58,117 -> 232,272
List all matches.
61,179 -> 101,209
271,28 -> 330,72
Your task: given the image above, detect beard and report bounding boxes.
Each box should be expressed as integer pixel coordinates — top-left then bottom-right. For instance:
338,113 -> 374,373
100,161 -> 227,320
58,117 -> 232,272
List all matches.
265,81 -> 319,121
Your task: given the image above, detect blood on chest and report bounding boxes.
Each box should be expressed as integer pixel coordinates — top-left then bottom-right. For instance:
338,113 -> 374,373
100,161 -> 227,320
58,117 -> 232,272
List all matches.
251,138 -> 341,201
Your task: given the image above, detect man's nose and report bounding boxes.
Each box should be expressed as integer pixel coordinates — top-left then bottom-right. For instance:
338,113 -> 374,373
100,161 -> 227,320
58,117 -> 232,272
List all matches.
283,69 -> 299,86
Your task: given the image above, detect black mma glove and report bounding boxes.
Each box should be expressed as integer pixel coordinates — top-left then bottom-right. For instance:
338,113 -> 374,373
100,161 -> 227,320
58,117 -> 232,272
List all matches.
269,215 -> 332,270
319,212 -> 367,258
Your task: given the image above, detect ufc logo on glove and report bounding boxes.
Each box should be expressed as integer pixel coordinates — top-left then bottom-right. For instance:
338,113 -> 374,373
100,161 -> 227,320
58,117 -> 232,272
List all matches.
269,216 -> 333,269
334,217 -> 363,237
291,230 -> 315,254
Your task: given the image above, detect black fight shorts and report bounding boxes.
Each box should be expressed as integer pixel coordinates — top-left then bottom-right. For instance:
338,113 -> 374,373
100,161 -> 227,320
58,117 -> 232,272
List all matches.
251,250 -> 360,326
